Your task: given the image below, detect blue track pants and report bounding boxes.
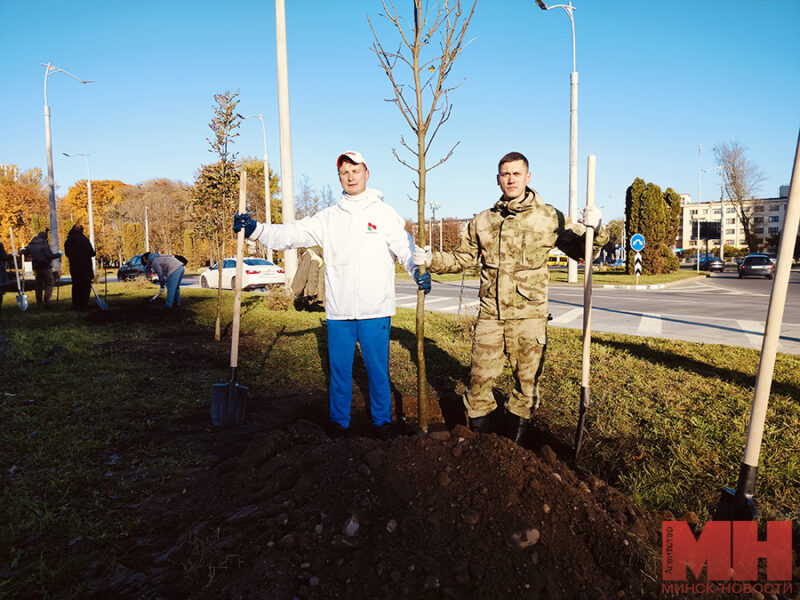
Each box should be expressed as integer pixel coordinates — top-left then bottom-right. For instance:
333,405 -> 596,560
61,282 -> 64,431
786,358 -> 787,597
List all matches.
326,317 -> 391,428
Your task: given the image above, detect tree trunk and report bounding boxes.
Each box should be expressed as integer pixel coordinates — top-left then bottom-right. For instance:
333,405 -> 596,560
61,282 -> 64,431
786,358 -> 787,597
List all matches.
413,0 -> 428,432
214,235 -> 223,341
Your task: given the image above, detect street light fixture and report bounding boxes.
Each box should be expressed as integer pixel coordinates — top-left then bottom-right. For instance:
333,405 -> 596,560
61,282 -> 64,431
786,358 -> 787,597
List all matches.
238,112 -> 273,262
62,152 -> 96,274
41,62 -> 93,273
703,165 -> 725,261
534,1 -> 579,283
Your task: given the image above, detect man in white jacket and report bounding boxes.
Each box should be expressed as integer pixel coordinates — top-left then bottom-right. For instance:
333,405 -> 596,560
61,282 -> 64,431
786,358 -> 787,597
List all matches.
233,150 -> 431,439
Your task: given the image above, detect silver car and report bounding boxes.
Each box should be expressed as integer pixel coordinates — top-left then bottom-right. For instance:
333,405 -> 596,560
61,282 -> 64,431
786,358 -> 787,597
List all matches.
737,254 -> 774,279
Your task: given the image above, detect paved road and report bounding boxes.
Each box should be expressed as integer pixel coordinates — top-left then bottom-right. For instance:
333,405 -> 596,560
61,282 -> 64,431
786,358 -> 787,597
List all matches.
395,271 -> 800,355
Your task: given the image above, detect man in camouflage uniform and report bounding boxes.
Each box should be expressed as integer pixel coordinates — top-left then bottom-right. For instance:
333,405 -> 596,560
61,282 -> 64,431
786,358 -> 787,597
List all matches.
414,151 -> 608,443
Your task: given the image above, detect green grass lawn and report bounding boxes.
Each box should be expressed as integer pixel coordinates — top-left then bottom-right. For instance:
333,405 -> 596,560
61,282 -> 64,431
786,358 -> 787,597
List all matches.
1,282 -> 798,596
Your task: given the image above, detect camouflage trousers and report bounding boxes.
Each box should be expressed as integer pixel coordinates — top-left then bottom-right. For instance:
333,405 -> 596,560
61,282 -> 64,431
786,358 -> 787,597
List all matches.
463,317 -> 547,420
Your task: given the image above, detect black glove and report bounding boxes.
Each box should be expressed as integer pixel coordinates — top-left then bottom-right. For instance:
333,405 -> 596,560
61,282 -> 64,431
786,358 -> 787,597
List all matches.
414,270 -> 431,295
233,212 -> 257,237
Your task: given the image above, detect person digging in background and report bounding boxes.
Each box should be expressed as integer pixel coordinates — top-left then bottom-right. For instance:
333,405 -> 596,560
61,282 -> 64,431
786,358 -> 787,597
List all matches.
20,230 -> 61,309
414,151 -> 608,444
63,224 -> 96,311
141,252 -> 185,309
233,150 -> 431,440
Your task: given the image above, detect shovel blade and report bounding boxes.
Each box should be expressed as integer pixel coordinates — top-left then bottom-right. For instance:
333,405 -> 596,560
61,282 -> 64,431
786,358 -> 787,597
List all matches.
714,486 -> 759,521
210,382 -> 248,426
16,293 -> 28,311
92,285 -> 108,310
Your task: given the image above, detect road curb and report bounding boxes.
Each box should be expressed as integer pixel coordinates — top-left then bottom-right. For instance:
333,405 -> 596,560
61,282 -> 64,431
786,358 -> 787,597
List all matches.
599,275 -> 707,290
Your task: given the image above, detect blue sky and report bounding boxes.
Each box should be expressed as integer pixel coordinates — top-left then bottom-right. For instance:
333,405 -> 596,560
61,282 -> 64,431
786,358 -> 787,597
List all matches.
1,0 -> 798,223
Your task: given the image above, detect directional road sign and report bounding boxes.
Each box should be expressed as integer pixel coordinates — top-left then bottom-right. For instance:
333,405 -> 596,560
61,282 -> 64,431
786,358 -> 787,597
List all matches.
634,251 -> 643,276
631,234 -> 645,253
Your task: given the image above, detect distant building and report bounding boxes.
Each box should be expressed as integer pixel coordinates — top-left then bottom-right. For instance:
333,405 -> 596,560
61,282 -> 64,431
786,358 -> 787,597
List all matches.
0,163 -> 19,179
675,187 -> 789,252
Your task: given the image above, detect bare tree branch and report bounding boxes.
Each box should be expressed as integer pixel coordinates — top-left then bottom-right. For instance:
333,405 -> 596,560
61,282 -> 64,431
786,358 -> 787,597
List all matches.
369,0 -> 476,432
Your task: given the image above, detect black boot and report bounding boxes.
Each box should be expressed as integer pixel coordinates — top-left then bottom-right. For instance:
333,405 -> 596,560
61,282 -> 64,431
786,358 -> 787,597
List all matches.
501,410 -> 530,445
469,413 -> 493,434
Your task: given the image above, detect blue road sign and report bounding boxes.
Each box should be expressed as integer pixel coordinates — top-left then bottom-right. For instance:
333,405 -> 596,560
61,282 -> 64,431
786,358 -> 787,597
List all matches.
631,234 -> 645,252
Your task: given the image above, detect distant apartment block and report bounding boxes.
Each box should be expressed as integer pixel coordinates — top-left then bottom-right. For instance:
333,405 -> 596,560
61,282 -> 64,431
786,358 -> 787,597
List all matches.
0,163 -> 20,178
675,187 -> 789,251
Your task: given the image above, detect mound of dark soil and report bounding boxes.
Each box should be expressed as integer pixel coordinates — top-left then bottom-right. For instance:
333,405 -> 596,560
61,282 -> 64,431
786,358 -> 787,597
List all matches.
93,420 -> 662,599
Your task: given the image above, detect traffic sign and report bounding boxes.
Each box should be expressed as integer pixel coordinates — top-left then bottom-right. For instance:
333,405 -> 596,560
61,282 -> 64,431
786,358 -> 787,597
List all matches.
634,252 -> 643,276
631,234 -> 645,252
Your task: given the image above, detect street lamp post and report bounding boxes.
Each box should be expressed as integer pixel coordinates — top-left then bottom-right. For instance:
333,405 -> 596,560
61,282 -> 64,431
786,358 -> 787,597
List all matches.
703,165 -> 725,261
41,62 -> 93,274
429,201 -> 440,249
144,206 -> 150,252
239,113 -> 273,262
535,0 -> 578,283
62,153 -> 96,274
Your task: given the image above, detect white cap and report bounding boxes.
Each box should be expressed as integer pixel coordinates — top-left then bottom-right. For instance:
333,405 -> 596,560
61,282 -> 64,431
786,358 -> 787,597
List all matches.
336,150 -> 367,168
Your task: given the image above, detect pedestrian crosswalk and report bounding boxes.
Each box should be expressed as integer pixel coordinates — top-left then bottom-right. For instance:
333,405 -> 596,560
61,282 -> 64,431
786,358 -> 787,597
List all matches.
396,293 -> 479,316
395,294 -> 799,354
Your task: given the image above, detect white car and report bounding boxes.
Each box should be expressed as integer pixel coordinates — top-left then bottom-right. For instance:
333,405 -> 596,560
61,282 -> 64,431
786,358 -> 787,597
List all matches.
200,257 -> 286,290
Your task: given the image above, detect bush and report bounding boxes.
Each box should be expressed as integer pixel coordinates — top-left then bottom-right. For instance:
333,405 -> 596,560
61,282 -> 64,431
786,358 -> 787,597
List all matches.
660,243 -> 680,273
260,286 -> 295,311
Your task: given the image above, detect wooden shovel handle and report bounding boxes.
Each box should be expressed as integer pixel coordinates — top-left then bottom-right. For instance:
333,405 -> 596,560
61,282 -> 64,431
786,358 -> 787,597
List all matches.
230,171 -> 247,369
581,155 -> 596,389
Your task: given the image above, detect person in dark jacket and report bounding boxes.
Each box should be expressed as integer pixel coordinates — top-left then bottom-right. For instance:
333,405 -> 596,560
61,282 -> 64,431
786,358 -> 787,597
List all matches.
21,231 -> 61,309
64,224 -> 96,310
141,252 -> 185,308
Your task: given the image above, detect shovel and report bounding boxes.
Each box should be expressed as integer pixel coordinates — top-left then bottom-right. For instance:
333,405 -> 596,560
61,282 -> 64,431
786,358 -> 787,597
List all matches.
210,170 -> 249,426
9,228 -> 28,311
715,130 -> 800,520
574,155 -> 596,462
91,284 -> 108,310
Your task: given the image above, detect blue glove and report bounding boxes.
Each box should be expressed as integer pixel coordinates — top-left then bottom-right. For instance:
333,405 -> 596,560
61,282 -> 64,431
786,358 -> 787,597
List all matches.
233,212 -> 257,237
414,270 -> 431,295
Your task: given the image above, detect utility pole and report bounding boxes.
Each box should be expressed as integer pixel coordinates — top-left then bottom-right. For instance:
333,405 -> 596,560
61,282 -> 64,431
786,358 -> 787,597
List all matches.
275,0 -> 297,285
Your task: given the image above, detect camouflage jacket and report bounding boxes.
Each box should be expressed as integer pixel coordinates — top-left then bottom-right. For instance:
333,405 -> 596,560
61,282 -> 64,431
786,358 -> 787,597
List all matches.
429,188 -> 609,320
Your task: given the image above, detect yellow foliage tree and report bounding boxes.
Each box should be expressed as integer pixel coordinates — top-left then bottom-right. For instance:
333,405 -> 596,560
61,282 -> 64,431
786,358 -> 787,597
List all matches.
60,180 -> 129,258
0,166 -> 49,248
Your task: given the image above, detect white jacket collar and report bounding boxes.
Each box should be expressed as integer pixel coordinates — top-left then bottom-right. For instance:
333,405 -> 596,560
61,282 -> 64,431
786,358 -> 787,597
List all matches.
339,187 -> 383,212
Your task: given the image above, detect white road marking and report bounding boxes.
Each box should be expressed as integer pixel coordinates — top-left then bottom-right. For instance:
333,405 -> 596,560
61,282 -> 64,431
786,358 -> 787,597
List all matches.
551,307 -> 582,325
636,313 -> 662,336
737,320 -> 766,349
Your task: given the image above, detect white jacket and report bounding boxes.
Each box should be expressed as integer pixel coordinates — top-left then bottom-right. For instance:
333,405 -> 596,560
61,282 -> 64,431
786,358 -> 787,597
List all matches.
249,188 -> 416,320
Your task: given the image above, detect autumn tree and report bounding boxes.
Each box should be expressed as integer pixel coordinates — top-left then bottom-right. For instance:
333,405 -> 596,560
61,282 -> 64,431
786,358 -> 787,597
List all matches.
440,217 -> 464,252
127,179 -> 192,256
714,140 -> 765,253
369,0 -> 476,431
0,166 -> 49,247
61,179 -> 128,264
191,90 -> 241,340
